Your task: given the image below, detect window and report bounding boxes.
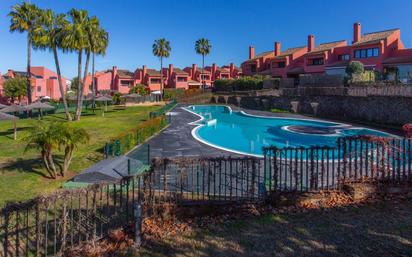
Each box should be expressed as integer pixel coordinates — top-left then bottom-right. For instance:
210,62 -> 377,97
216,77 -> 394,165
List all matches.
250,64 -> 257,73
309,58 -> 324,66
150,78 -> 161,84
274,62 -> 286,68
354,47 -> 379,59
177,77 -> 186,82
338,54 -> 350,61
37,86 -> 41,92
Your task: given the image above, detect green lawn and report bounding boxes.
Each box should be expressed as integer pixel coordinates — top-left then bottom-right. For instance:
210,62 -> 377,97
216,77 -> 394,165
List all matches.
137,200 -> 412,257
0,104 -> 163,206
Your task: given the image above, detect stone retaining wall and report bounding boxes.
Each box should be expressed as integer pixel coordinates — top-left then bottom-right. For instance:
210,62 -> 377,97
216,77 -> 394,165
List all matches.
211,94 -> 412,126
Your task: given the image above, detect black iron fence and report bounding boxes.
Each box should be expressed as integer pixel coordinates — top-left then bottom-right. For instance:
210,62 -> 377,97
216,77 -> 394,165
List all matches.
0,176 -> 141,257
2,136 -> 412,256
263,136 -> 412,192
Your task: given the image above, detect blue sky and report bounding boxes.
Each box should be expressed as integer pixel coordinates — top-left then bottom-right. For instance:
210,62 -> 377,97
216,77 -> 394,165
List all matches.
0,0 -> 411,78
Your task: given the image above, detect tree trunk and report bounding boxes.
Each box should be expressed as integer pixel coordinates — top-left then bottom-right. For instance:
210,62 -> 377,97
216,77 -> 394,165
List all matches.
41,150 -> 55,179
75,49 -> 83,121
27,32 -> 32,104
47,150 -> 57,179
92,52 -> 96,109
160,57 -> 163,99
62,146 -> 73,177
53,46 -> 72,121
76,50 -> 91,121
202,54 -> 205,91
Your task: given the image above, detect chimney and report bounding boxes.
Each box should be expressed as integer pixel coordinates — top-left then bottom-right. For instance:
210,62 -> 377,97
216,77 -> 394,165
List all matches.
168,64 -> 173,84
274,42 -> 281,56
249,46 -> 255,59
169,64 -> 173,77
142,65 -> 147,77
308,35 -> 315,52
111,66 -> 117,88
353,22 -> 361,43
192,64 -> 197,80
229,63 -> 234,77
212,63 -> 217,80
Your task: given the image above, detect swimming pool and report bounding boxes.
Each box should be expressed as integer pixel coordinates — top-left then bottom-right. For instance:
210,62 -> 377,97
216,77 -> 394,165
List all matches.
184,105 -> 391,157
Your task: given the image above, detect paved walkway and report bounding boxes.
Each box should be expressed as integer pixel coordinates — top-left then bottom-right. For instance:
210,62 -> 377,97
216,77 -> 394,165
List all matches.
128,104 -> 314,159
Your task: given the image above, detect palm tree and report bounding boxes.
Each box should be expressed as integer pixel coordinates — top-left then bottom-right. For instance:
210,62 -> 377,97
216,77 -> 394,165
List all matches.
152,38 -> 171,96
8,2 -> 40,105
24,122 -> 60,179
195,38 -> 212,89
89,24 -> 109,109
33,9 -> 72,121
62,9 -> 89,121
59,124 -> 89,176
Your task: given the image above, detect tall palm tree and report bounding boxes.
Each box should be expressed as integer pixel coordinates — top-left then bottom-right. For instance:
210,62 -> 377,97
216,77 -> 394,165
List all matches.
152,38 -> 171,96
9,2 -> 40,104
62,9 -> 89,121
195,38 -> 212,89
33,9 -> 72,121
90,25 -> 109,109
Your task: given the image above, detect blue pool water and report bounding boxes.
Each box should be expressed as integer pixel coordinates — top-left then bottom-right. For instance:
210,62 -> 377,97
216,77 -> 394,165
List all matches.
185,105 -> 391,157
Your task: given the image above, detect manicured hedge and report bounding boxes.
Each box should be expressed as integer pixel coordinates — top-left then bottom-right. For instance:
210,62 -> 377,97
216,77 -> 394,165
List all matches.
107,115 -> 168,155
213,76 -> 264,92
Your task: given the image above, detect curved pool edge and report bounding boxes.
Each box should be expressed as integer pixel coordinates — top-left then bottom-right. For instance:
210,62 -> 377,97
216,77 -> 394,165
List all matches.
182,105 -> 265,158
182,104 -> 397,158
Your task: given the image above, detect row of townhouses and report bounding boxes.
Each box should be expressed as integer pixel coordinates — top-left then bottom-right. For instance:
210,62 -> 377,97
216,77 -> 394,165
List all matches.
241,22 -> 412,83
0,63 -> 242,102
83,63 -> 242,95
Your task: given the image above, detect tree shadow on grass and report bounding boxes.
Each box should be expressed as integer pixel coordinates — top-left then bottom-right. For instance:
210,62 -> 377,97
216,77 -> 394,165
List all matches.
1,157 -> 51,179
138,201 -> 412,257
0,126 -> 33,139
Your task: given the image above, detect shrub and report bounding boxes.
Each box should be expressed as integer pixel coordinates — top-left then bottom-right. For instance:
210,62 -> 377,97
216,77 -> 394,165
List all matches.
213,76 -> 264,92
129,84 -> 149,95
112,92 -> 122,105
163,88 -> 185,100
108,115 -> 168,155
346,61 -> 364,77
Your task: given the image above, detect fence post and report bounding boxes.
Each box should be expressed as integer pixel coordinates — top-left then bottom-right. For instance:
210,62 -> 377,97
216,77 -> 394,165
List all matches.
133,202 -> 142,248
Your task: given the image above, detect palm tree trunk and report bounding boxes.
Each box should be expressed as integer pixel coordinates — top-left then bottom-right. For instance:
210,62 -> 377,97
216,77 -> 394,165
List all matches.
53,46 -> 72,121
75,49 -> 83,121
76,50 -> 91,120
63,147 -> 74,177
202,54 -> 205,91
160,57 -> 163,99
27,32 -> 32,104
92,52 -> 96,109
47,151 -> 57,179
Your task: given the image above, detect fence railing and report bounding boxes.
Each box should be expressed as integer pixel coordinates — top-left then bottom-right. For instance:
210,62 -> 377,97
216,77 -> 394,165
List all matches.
148,157 -> 265,204
0,175 -> 142,257
2,136 -> 412,256
263,136 -> 412,192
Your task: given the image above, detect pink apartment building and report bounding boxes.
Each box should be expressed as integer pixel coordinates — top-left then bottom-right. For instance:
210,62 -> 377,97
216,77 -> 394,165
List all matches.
0,66 -> 67,103
241,22 -> 412,83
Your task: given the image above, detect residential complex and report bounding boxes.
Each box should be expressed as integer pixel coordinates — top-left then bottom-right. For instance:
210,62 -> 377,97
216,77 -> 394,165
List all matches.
0,66 -> 67,103
241,22 -> 412,83
84,63 -> 241,95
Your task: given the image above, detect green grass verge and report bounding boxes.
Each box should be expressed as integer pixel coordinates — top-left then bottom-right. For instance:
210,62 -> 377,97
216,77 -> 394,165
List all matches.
0,104 -> 163,206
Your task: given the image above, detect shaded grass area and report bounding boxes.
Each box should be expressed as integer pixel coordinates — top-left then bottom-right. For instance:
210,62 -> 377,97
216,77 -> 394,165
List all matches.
138,201 -> 412,257
0,105 -> 163,206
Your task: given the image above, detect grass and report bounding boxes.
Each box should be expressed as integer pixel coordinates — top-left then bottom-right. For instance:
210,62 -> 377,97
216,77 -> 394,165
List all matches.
137,200 -> 412,257
0,104 -> 163,206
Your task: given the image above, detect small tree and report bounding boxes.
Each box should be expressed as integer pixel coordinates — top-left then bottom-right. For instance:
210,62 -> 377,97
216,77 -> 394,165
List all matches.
24,122 -> 60,179
3,76 -> 29,103
58,123 -> 90,176
346,61 -> 364,77
24,122 -> 89,178
129,84 -> 148,95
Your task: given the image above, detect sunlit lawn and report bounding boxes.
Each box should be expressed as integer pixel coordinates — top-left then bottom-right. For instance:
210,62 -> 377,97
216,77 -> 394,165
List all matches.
0,104 -> 163,206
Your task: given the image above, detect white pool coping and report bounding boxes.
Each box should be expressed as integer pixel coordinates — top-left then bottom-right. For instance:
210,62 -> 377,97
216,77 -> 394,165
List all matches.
182,104 -> 396,158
